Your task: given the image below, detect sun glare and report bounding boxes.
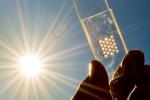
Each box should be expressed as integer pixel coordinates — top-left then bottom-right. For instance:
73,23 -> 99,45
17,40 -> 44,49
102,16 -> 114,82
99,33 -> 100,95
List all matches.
19,55 -> 42,78
0,1 -> 88,99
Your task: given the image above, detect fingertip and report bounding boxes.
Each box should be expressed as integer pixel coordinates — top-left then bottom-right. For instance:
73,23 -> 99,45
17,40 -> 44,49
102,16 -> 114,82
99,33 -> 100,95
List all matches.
88,60 -> 108,83
128,50 -> 144,64
122,49 -> 145,67
90,60 -> 104,72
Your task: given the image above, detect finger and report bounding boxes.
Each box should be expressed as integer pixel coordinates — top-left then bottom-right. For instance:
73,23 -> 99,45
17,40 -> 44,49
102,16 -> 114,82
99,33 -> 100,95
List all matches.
111,50 -> 145,80
122,50 -> 145,84
110,50 -> 145,99
122,50 -> 145,71
72,60 -> 112,100
88,60 -> 109,85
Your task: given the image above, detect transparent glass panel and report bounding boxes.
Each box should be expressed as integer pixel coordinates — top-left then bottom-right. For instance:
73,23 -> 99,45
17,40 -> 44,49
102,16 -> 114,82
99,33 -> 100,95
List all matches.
73,0 -> 128,78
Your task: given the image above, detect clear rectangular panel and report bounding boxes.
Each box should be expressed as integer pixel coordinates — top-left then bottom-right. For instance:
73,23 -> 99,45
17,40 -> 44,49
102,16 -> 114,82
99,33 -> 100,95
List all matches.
81,9 -> 127,78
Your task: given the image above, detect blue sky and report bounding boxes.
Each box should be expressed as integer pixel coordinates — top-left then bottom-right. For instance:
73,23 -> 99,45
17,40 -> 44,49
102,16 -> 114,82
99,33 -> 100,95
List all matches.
0,0 -> 149,100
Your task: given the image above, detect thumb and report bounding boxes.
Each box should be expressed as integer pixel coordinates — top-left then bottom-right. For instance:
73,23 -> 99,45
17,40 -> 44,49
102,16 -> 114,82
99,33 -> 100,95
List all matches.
72,60 -> 112,100
122,50 -> 145,84
88,60 -> 109,86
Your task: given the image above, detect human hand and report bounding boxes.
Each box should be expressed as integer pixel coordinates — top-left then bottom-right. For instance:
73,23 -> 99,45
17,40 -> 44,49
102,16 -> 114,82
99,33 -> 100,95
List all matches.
72,50 -> 150,100
110,50 -> 150,100
72,60 -> 112,100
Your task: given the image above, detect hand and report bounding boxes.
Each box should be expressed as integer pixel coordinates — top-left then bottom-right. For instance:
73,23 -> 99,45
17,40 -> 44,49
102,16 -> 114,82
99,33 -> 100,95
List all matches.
72,60 -> 112,100
110,50 -> 150,100
129,65 -> 150,100
72,50 -> 150,100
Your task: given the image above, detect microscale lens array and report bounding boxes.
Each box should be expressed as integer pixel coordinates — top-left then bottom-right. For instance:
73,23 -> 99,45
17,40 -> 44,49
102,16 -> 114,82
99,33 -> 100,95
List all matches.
99,35 -> 119,58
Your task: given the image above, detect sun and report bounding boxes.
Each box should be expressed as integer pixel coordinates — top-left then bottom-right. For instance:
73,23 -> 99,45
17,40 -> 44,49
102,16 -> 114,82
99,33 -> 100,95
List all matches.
19,54 -> 42,78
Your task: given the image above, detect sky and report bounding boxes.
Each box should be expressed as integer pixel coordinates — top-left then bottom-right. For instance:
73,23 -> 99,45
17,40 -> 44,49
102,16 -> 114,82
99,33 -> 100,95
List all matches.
0,0 -> 149,100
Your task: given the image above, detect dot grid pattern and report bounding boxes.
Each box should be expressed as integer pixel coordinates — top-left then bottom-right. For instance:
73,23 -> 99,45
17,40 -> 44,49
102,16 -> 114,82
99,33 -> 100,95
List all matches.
99,35 -> 119,58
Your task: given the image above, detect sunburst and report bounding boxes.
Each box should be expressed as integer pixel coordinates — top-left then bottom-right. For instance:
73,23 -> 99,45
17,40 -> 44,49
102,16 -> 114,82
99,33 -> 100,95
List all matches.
0,0 -> 88,99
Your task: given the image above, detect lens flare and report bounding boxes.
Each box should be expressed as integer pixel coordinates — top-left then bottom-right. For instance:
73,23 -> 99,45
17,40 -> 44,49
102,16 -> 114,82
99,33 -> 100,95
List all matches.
19,55 -> 42,78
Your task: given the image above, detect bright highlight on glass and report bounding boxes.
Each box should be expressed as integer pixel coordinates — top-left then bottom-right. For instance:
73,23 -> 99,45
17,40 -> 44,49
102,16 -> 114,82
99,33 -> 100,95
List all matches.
73,0 -> 128,78
99,35 -> 119,58
19,55 -> 42,77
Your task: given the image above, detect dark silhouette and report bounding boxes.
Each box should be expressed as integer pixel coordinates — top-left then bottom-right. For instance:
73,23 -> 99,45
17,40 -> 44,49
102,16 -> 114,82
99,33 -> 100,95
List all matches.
72,50 -> 150,100
72,60 -> 112,100
110,50 -> 150,100
127,65 -> 150,100
110,50 -> 144,99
